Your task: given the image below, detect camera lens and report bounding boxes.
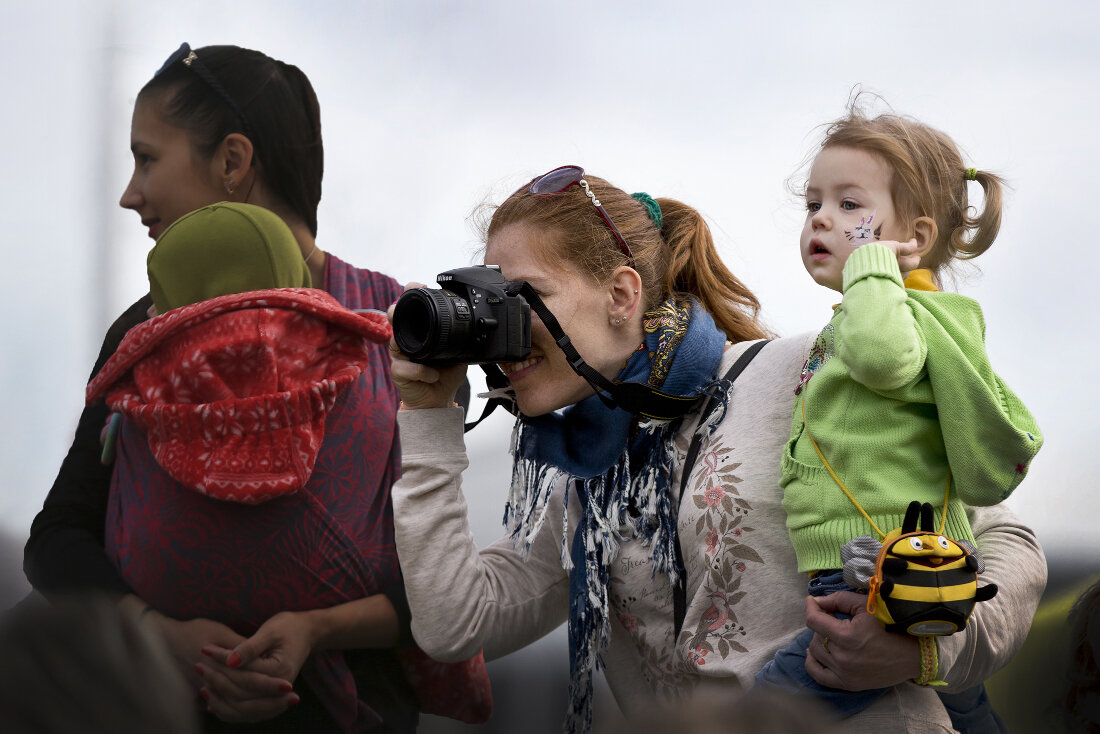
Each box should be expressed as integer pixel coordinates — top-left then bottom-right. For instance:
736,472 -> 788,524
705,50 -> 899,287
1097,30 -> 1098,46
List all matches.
392,288 -> 471,361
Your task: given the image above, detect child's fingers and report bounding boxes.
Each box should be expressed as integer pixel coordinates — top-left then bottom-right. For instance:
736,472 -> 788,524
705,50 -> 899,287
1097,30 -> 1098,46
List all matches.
887,239 -> 921,275
811,590 -> 866,618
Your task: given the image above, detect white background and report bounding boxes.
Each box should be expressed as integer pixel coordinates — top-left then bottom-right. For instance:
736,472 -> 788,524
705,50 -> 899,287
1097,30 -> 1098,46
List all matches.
2,0 -> 1097,727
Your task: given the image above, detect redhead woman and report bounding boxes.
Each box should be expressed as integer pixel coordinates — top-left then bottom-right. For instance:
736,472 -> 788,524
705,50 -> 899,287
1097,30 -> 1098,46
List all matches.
388,166 -> 1046,733
24,43 -> 486,733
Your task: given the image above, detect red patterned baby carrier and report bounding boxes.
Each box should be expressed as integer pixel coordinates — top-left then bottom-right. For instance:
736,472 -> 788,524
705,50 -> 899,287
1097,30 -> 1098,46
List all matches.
88,289 -> 491,730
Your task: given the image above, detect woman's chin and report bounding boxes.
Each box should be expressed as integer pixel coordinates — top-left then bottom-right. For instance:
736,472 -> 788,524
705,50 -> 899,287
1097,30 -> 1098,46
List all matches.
513,383 -> 597,418
514,395 -> 551,418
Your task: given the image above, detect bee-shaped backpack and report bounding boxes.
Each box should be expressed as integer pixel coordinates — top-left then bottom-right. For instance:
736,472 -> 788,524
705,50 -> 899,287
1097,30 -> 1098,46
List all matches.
841,500 -> 999,636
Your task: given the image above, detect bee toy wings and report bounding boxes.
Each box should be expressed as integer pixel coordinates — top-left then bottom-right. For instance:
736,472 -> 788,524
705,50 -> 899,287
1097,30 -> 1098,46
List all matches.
841,501 -> 998,636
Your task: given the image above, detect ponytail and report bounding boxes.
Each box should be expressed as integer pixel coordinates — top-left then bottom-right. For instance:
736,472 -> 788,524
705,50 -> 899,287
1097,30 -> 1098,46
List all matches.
656,199 -> 770,343
951,169 -> 1004,261
488,172 -> 770,345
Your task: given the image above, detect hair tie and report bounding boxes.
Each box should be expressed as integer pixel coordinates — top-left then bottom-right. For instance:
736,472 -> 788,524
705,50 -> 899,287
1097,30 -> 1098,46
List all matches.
964,168 -> 978,181
631,192 -> 663,230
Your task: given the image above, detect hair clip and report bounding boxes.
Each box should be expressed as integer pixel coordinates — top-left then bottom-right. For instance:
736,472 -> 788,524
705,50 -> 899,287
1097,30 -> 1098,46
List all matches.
183,50 -> 198,67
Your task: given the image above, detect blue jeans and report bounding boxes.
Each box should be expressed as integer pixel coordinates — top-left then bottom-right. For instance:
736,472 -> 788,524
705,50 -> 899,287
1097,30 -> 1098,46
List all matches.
938,684 -> 1008,734
754,570 -> 888,717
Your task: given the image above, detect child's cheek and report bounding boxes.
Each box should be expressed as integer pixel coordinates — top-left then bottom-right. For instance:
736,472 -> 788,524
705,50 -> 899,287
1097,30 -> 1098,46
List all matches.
844,210 -> 878,247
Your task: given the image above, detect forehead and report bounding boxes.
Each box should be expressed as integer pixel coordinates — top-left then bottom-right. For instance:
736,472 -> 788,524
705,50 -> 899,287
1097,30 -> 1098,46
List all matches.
485,222 -> 585,284
808,145 -> 893,190
130,92 -> 191,144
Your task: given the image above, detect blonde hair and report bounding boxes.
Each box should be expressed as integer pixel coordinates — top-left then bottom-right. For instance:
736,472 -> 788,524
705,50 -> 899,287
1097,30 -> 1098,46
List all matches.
484,172 -> 769,344
811,100 -> 1004,277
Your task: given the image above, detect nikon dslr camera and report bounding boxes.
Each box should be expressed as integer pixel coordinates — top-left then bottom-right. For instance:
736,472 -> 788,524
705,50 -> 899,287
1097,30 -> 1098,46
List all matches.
391,266 -> 531,365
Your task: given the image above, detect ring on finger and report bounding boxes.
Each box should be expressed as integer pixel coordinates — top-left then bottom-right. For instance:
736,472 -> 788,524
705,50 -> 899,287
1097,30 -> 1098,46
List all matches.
822,635 -> 830,653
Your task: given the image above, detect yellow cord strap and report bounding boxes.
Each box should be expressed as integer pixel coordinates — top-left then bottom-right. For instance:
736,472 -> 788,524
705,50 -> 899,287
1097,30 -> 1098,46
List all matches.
799,395 -> 951,541
914,635 -> 947,686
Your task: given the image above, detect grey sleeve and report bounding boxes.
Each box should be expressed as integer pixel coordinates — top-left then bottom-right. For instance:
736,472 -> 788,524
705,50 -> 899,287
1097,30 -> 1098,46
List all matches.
935,503 -> 1047,691
392,407 -> 570,662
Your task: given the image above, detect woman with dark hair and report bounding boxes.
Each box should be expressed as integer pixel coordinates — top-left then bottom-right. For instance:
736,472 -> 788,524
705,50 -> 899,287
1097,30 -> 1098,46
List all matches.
24,43 -> 487,733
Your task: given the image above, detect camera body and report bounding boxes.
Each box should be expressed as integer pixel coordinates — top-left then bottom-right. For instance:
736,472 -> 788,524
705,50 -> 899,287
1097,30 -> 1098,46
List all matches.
392,265 -> 531,365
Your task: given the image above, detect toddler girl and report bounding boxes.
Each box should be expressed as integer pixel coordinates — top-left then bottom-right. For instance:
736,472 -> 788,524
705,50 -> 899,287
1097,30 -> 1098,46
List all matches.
756,103 -> 1043,728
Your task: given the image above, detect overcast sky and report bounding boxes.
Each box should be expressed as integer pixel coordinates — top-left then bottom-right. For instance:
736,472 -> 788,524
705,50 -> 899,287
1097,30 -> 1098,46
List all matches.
4,0 -> 1097,570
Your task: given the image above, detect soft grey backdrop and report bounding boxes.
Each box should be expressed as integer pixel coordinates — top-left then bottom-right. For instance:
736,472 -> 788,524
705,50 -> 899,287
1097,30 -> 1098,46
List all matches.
3,1 -> 1096,730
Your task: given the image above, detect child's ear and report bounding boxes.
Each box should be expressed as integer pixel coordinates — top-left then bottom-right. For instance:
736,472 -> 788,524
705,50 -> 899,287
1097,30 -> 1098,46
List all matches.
911,216 -> 938,260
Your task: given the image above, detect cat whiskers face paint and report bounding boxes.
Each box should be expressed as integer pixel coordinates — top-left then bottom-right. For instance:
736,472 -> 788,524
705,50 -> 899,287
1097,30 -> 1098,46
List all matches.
844,210 -> 882,246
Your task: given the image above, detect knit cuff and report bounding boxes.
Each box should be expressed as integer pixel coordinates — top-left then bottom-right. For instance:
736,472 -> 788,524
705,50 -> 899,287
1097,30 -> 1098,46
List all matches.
842,243 -> 904,293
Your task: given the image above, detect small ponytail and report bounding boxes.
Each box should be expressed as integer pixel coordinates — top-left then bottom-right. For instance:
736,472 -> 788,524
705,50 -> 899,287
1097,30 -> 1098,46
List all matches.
952,169 -> 1004,261
657,198 -> 770,343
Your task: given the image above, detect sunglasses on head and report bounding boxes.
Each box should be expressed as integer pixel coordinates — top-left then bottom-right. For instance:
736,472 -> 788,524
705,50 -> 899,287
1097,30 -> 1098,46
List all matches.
524,165 -> 636,269
155,43 -> 254,139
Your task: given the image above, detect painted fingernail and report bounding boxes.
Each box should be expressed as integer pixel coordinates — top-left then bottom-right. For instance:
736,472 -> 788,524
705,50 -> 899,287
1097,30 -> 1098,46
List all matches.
226,653 -> 242,668
193,664 -> 205,677
199,688 -> 210,702
200,647 -> 212,657
288,695 -> 301,707
279,683 -> 294,693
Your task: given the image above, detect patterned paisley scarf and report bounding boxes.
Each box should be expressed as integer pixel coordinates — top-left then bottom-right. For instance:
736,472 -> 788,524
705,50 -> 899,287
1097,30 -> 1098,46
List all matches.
504,297 -> 726,734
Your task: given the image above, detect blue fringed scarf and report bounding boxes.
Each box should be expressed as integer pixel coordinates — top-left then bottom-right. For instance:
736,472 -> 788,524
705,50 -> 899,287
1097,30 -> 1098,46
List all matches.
504,298 -> 726,734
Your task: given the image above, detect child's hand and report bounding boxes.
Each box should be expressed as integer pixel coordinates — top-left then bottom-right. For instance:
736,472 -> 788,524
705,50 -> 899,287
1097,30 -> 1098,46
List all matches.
877,239 -> 922,279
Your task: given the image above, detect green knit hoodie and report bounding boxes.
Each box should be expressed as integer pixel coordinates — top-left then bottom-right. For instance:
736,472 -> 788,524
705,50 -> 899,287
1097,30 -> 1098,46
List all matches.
781,244 -> 1042,572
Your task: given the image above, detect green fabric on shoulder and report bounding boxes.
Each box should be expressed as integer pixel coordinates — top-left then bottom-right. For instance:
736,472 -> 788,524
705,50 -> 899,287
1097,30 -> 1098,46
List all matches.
147,202 -> 311,313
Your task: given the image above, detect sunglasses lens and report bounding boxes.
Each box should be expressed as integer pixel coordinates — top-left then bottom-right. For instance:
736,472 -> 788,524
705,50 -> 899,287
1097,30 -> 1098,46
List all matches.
530,166 -> 584,195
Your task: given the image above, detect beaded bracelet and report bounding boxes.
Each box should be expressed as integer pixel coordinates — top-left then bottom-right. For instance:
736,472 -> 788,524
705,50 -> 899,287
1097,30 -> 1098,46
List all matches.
913,635 -> 947,686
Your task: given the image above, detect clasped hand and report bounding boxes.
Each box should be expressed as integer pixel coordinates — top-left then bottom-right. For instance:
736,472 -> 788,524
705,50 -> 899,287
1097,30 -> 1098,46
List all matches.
156,610 -> 314,723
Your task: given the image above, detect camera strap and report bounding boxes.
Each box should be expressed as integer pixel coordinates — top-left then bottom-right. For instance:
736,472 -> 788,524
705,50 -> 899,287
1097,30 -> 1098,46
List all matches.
516,282 -> 718,421
463,364 -> 515,432
463,282 -> 739,431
